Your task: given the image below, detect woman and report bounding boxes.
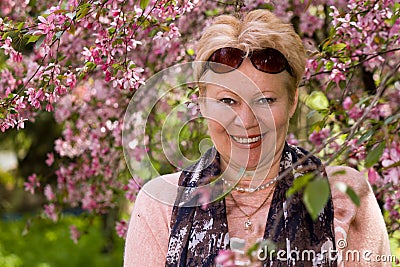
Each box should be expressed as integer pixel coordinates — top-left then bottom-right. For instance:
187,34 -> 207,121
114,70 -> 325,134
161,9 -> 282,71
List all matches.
124,10 -> 391,266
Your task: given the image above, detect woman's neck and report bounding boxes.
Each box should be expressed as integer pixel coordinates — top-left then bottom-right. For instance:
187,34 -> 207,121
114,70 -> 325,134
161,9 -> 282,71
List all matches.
219,149 -> 283,189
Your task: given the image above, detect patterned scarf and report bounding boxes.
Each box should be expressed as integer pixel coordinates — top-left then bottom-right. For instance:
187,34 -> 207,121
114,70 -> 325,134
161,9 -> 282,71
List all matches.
166,143 -> 337,266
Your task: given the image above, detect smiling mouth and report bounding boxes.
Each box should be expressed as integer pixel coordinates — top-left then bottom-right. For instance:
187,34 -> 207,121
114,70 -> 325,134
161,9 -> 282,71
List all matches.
230,133 -> 266,144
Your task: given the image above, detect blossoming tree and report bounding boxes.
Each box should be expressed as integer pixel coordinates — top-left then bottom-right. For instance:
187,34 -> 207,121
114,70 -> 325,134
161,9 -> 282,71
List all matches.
0,0 -> 399,248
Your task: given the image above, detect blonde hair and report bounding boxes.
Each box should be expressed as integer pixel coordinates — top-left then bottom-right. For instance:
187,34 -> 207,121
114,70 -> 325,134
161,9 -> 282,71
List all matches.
195,9 -> 306,103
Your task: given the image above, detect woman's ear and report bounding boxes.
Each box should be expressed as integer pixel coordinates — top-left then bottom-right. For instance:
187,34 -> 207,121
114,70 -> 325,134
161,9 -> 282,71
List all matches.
289,88 -> 298,119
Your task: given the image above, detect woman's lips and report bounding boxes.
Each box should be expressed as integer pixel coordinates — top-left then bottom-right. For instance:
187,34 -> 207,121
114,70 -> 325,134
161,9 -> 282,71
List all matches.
230,133 -> 266,147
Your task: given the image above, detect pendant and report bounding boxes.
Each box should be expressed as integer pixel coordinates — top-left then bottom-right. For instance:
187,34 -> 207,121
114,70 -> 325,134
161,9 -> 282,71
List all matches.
244,219 -> 253,231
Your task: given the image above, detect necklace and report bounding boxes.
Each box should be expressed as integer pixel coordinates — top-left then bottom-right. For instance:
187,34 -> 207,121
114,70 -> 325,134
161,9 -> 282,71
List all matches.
229,185 -> 276,231
222,175 -> 279,193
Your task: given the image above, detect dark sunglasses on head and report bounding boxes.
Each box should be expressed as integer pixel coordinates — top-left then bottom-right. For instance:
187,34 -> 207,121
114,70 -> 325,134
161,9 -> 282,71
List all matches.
207,47 -> 293,76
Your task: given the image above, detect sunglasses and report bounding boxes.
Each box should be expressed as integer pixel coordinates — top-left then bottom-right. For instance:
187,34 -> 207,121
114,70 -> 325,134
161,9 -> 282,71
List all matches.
207,47 -> 293,76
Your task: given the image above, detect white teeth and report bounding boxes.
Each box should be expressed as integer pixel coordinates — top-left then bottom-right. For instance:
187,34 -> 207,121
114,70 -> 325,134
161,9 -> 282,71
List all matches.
232,135 -> 262,144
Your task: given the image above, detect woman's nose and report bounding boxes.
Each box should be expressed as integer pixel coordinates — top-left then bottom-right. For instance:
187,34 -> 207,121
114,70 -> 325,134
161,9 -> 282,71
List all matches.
234,103 -> 258,129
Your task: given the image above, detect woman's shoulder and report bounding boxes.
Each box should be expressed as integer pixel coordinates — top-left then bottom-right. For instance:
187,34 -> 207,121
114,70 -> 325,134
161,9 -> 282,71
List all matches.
326,165 -> 371,196
326,167 -> 391,260
142,171 -> 181,188
138,171 -> 182,207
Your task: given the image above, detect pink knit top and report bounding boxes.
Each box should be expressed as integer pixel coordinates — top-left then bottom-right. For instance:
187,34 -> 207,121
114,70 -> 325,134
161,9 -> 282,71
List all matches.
124,166 -> 392,266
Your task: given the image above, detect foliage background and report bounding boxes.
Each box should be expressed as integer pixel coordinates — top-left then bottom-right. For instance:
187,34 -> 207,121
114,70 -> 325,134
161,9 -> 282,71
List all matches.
0,0 -> 399,265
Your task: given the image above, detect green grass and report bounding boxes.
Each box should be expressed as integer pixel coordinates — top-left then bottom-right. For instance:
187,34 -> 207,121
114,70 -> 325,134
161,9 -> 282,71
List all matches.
390,233 -> 400,266
0,215 -> 124,267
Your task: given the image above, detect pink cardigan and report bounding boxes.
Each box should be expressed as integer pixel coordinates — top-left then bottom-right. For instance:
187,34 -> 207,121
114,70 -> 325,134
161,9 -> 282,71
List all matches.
124,166 -> 392,266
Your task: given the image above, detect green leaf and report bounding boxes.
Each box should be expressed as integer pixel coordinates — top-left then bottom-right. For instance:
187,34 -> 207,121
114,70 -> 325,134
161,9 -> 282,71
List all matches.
108,27 -> 116,35
55,31 -> 63,40
0,109 -> 5,119
27,34 -> 41,44
186,48 -> 195,56
76,3 -> 91,21
365,141 -> 386,168
17,22 -> 25,32
331,43 -> 346,52
112,63 -> 122,70
305,91 -> 329,111
35,35 -> 46,49
140,0 -> 150,10
303,178 -> 330,221
286,173 -> 314,197
345,186 -> 360,207
2,32 -> 9,40
325,61 -> 334,71
8,108 -> 18,114
338,80 -> 347,90
357,129 -> 374,144
205,8 -> 219,17
384,114 -> 399,125
53,9 -> 68,14
68,24 -> 76,35
335,182 -> 360,206
85,61 -> 97,71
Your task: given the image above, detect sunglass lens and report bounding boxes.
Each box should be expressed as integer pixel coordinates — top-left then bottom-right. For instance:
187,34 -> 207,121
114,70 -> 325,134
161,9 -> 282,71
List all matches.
251,48 -> 287,74
208,47 -> 243,73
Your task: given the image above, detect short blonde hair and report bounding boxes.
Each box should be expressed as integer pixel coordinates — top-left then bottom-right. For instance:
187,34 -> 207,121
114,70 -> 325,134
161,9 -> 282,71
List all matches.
195,9 -> 306,103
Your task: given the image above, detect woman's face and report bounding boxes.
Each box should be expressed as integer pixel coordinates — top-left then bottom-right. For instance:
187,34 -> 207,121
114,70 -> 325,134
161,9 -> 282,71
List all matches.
200,58 -> 297,171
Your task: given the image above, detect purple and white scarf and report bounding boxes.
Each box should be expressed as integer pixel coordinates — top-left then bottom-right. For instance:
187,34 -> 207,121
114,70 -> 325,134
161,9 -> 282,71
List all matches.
165,143 -> 337,266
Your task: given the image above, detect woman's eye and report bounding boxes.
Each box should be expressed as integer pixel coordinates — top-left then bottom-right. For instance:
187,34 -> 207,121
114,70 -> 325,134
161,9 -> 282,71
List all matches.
219,98 -> 236,105
257,98 -> 276,104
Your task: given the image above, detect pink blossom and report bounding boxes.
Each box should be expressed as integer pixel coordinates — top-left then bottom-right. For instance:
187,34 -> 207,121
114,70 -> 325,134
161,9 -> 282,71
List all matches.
348,105 -> 363,120
11,50 -> 22,62
124,179 -> 141,202
300,12 -> 324,37
69,225 -> 81,244
329,68 -> 346,84
215,250 -> 235,267
24,173 -> 40,194
309,128 -> 330,147
381,141 -> 400,184
377,103 -> 392,117
65,72 -> 77,88
44,184 -> 56,201
26,88 -> 45,109
115,220 -> 128,239
46,103 -> 54,112
45,152 -> 55,166
0,37 -> 22,63
44,203 -> 58,222
342,96 -> 353,110
37,15 -> 55,34
286,133 -> 299,146
367,168 -> 380,185
82,188 -> 98,212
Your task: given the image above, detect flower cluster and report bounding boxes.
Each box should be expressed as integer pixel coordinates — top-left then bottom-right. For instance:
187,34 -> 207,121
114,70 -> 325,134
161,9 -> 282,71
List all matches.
305,0 -> 399,233
115,219 -> 128,239
374,141 -> 400,229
